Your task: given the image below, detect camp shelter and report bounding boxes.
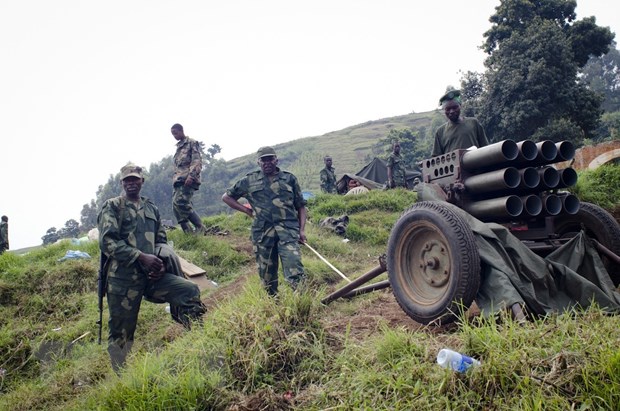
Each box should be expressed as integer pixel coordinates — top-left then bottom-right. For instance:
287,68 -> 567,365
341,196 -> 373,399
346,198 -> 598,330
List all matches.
336,157 -> 421,194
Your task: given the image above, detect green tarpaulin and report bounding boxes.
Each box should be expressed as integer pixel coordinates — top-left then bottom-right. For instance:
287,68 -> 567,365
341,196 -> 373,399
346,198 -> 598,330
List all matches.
417,183 -> 620,317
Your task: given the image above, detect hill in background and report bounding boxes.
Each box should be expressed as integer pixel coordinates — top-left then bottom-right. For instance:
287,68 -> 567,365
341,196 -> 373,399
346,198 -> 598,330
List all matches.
223,110 -> 442,193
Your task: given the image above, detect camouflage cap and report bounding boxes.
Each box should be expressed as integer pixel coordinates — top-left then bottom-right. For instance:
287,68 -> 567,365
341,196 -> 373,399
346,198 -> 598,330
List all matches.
439,89 -> 461,106
257,146 -> 277,159
120,163 -> 144,180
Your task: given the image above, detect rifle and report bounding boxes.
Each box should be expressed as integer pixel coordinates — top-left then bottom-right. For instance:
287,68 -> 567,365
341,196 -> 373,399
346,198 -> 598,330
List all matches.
97,253 -> 109,345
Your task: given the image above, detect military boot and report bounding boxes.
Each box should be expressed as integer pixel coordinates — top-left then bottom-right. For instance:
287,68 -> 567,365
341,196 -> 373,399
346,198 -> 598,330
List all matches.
188,211 -> 205,235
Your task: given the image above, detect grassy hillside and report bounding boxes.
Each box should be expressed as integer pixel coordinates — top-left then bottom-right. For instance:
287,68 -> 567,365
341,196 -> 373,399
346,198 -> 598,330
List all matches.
2,187 -> 620,410
224,110 -> 442,193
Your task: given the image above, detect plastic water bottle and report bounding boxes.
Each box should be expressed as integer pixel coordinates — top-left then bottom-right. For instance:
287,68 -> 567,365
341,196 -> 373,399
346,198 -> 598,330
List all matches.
437,348 -> 481,373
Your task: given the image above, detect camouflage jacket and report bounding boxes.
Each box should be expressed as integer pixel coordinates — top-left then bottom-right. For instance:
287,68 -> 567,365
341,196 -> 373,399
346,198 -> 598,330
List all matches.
173,137 -> 202,187
320,166 -> 337,193
98,196 -> 167,280
387,152 -> 406,183
226,168 -> 307,244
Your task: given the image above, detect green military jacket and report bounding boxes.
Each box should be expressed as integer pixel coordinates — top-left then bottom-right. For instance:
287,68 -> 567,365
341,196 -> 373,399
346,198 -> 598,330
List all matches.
432,117 -> 489,156
226,168 -> 307,244
173,137 -> 203,187
98,196 -> 167,280
320,166 -> 337,193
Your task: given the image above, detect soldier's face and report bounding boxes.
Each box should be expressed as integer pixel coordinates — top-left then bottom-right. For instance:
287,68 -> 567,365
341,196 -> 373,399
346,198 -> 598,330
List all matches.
444,101 -> 461,122
171,128 -> 185,141
325,158 -> 332,167
122,176 -> 143,198
259,156 -> 278,176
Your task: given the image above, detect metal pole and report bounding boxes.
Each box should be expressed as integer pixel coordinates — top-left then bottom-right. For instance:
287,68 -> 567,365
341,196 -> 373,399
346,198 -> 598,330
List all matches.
321,263 -> 387,305
304,242 -> 352,283
341,279 -> 391,299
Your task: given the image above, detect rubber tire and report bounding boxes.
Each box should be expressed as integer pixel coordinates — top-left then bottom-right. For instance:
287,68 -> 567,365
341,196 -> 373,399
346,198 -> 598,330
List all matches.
553,201 -> 620,286
387,201 -> 481,325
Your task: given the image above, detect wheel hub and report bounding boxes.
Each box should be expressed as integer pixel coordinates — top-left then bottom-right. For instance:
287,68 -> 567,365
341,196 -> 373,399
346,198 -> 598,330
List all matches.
418,239 -> 449,287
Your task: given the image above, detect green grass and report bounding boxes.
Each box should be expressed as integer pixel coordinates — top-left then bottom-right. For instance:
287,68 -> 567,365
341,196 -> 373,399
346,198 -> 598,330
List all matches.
1,187 -> 620,410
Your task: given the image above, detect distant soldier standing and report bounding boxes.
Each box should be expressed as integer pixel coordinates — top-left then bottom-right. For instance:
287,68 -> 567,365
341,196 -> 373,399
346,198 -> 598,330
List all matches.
98,163 -> 206,372
171,123 -> 205,234
0,215 -> 8,254
387,141 -> 407,189
432,89 -> 489,156
320,155 -> 337,194
222,146 -> 307,296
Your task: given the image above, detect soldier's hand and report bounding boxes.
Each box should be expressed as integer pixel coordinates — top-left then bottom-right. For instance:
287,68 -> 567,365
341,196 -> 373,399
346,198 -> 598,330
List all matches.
139,252 -> 164,274
148,265 -> 166,281
184,177 -> 194,186
298,230 -> 307,244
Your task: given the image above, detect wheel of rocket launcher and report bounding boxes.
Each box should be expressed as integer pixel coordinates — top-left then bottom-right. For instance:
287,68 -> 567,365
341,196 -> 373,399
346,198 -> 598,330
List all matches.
553,201 -> 620,287
387,201 -> 481,325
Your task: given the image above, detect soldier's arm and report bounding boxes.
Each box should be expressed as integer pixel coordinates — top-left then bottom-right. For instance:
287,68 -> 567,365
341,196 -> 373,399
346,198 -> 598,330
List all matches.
97,200 -> 141,266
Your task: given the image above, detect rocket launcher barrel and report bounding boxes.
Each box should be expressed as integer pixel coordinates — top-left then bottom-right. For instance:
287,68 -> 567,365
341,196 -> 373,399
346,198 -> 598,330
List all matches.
560,193 -> 580,215
463,195 -> 523,220
541,194 -> 562,216
537,166 -> 560,190
556,167 -> 578,189
461,140 -> 519,171
464,167 -> 521,194
521,194 -> 543,217
554,141 -> 575,162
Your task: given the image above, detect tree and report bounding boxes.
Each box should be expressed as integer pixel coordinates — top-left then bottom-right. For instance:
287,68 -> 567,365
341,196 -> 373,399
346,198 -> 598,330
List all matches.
42,227 -> 59,245
581,42 -> 620,113
80,199 -> 98,231
463,0 -> 614,145
58,219 -> 81,239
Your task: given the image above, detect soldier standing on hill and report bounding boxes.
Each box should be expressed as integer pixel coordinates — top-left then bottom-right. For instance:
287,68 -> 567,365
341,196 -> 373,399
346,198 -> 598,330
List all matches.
387,141 -> 407,189
0,215 -> 8,254
222,146 -> 307,296
171,123 -> 206,234
432,90 -> 489,156
98,163 -> 206,372
320,155 -> 337,194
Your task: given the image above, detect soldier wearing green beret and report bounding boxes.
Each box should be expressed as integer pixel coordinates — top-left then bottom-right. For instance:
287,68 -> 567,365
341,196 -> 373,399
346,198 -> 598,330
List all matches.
432,89 -> 489,156
171,123 -> 206,234
320,155 -> 337,194
98,162 -> 206,372
222,146 -> 307,296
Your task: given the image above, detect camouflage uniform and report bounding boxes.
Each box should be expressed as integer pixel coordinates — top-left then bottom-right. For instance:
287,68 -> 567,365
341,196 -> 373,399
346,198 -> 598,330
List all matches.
320,166 -> 337,193
0,218 -> 8,254
98,195 -> 205,371
387,152 -> 407,188
173,137 -> 202,224
226,167 -> 307,295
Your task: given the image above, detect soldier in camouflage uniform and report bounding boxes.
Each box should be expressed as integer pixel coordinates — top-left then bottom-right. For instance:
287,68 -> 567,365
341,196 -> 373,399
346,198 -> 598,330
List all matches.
98,163 -> 206,372
387,141 -> 407,189
0,215 -> 8,254
320,155 -> 337,194
171,123 -> 205,233
222,146 -> 307,296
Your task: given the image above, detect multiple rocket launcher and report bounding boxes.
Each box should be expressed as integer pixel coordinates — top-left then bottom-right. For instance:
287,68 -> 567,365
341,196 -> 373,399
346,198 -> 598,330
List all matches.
420,139 -> 578,222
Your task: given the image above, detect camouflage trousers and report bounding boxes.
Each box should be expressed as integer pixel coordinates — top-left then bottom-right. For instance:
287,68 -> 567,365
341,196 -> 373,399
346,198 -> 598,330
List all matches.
254,234 -> 305,296
106,273 -> 205,371
172,184 -> 198,224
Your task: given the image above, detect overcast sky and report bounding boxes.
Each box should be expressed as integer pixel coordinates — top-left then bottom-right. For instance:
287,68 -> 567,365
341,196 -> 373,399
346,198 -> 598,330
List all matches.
1,0 -> 618,250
